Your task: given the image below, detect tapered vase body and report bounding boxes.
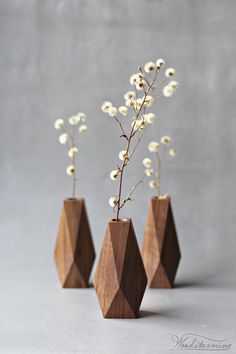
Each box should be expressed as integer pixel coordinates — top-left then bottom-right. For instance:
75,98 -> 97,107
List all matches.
94,219 -> 147,318
142,197 -> 181,288
54,198 -> 96,288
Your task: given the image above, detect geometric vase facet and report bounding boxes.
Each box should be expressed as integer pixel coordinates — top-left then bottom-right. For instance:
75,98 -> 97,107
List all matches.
94,218 -> 147,318
142,197 -> 181,288
54,198 -> 96,288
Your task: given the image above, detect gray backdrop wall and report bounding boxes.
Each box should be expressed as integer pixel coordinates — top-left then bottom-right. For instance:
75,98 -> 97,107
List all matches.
0,0 -> 236,316
1,1 -> 236,353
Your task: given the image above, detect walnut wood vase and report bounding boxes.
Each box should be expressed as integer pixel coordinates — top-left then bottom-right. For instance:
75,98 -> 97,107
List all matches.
142,197 -> 181,288
94,219 -> 147,318
54,198 -> 95,288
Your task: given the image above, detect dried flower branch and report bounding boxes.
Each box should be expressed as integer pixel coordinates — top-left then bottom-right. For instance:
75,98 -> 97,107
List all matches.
145,136 -> 177,197
102,59 -> 178,220
54,112 -> 88,198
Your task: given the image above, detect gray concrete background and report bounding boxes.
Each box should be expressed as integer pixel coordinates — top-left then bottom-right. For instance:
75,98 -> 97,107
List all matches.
0,0 -> 235,353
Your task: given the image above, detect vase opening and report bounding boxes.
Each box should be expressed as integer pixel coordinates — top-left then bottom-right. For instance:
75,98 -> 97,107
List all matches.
152,195 -> 170,200
111,218 -> 129,222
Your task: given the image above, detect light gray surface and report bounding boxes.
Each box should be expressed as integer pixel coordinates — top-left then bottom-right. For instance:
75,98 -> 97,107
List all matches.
0,0 -> 236,353
0,266 -> 235,354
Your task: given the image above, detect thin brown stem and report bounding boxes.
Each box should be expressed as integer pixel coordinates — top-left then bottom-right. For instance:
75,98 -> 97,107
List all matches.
129,129 -> 145,161
120,173 -> 146,209
71,125 -> 77,198
155,151 -> 162,196
162,145 -> 168,161
155,77 -> 169,89
153,94 -> 163,101
113,116 -> 128,139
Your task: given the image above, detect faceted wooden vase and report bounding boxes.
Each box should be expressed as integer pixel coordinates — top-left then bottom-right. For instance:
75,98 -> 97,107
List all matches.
54,198 -> 96,288
142,197 -> 181,288
94,219 -> 147,319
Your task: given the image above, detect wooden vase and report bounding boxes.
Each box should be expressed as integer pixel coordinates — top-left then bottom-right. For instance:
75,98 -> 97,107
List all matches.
54,198 -> 96,288
142,197 -> 181,288
94,218 -> 147,318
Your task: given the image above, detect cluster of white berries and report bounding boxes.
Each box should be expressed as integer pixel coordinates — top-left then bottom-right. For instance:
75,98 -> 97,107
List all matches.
54,112 -> 88,177
132,59 -> 179,98
141,60 -> 179,98
101,95 -> 157,138
143,136 -> 176,194
55,113 -> 87,130
142,158 -> 154,180
163,80 -> 179,98
101,101 -> 128,117
55,114 -> 88,146
101,58 -> 178,128
143,58 -> 165,73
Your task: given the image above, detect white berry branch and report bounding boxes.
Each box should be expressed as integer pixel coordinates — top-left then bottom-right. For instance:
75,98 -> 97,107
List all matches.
54,112 -> 88,198
101,58 -> 179,220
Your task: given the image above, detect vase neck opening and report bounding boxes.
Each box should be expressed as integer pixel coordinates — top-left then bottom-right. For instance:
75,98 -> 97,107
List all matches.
111,218 -> 130,223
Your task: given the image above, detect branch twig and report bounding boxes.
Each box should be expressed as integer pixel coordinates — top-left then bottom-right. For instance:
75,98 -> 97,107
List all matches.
113,116 -> 128,140
120,173 -> 146,209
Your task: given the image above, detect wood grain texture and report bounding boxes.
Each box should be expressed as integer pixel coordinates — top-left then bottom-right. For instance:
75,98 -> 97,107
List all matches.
54,198 -> 95,288
142,197 -> 181,288
94,219 -> 147,318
